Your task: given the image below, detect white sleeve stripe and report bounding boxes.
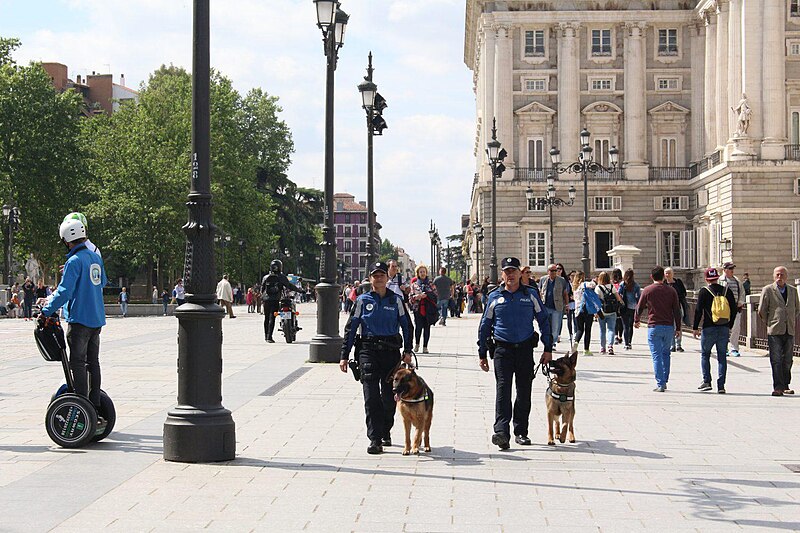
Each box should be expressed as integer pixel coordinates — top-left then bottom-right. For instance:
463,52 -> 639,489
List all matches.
485,299 -> 497,320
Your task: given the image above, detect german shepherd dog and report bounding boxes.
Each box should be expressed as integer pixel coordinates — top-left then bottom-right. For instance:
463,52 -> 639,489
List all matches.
545,351 -> 577,446
390,365 -> 434,455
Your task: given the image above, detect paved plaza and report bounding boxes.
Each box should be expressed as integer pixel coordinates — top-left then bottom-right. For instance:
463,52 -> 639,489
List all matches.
0,304 -> 799,532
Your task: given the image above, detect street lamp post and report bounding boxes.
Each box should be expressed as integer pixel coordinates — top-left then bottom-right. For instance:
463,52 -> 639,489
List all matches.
163,0 -> 235,463
472,221 -> 484,281
357,52 -> 387,267
549,129 -> 618,275
428,221 -> 436,270
485,118 -> 507,287
311,0 -> 348,363
526,175 -> 576,265
238,239 -> 245,286
257,246 -> 263,281
2,204 -> 20,289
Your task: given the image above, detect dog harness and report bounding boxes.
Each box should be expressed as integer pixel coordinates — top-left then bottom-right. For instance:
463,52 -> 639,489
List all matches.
547,381 -> 575,403
400,388 -> 430,404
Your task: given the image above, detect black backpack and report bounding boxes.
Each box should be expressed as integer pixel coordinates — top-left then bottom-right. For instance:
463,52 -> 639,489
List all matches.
599,285 -> 619,314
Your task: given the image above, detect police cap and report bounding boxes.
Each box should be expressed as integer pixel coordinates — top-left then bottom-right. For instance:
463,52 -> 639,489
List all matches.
369,261 -> 389,275
500,257 -> 521,271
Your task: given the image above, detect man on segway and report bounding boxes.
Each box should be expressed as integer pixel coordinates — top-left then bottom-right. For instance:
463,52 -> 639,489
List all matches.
39,214 -> 108,430
261,259 -> 302,343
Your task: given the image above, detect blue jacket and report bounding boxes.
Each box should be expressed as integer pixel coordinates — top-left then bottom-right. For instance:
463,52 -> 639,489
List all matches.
41,242 -> 107,328
478,284 -> 553,358
618,281 -> 642,310
341,290 -> 413,359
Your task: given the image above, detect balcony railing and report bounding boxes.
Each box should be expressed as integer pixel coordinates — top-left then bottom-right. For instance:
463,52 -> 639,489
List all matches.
648,167 -> 694,181
785,144 -> 800,160
514,167 -> 556,182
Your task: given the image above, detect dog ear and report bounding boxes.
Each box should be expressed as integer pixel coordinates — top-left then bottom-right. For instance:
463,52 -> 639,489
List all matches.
387,361 -> 403,383
569,350 -> 578,368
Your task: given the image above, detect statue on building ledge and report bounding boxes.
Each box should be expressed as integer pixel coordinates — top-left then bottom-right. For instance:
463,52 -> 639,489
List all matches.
731,93 -> 751,138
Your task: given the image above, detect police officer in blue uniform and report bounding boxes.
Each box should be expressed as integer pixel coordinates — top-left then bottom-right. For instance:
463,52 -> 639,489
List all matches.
478,257 -> 553,449
340,261 -> 413,454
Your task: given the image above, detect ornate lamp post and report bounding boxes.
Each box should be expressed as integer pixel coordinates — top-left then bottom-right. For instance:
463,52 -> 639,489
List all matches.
526,175 -> 576,265
163,0 -> 235,463
311,0 -> 348,363
257,246 -> 263,281
485,118 -> 507,287
472,221 -> 484,280
238,238 -> 245,285
428,221 -> 436,270
2,204 -> 20,289
549,129 -> 618,275
357,52 -> 387,266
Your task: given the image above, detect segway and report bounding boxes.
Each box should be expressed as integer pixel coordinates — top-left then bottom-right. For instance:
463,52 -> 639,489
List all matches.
34,316 -> 115,448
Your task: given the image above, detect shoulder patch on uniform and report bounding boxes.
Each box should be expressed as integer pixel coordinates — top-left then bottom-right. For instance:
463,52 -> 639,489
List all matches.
497,296 -> 505,304
366,303 -> 374,311
89,264 -> 103,286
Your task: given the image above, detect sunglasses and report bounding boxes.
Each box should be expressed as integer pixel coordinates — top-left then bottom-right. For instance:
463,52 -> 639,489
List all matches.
548,269 -> 557,272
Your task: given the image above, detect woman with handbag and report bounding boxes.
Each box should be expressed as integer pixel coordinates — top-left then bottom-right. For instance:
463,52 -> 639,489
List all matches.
572,271 -> 599,356
410,265 -> 436,353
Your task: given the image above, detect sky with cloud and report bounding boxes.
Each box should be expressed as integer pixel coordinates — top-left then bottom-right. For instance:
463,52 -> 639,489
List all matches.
0,0 -> 476,266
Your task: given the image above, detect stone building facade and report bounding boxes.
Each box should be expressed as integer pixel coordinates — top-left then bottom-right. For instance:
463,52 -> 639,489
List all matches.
464,0 -> 800,288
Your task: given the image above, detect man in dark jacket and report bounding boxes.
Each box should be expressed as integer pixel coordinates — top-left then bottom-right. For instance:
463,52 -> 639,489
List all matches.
261,259 -> 300,343
692,267 -> 738,393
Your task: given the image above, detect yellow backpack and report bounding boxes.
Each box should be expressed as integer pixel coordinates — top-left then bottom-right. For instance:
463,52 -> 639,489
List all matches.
705,286 -> 731,325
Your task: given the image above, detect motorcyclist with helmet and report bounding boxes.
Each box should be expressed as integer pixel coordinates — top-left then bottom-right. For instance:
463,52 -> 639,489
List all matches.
39,213 -> 108,426
261,259 -> 302,343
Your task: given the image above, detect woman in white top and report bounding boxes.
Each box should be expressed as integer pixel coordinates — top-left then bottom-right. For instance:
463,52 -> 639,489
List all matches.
595,271 -> 624,355
572,271 -> 597,356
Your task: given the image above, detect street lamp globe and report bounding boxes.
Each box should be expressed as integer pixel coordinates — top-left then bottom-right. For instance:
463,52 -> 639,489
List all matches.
314,0 -> 337,29
546,173 -> 555,189
547,185 -> 555,199
357,79 -> 377,109
549,147 -> 561,166
486,138 -> 501,162
1,204 -> 9,218
580,128 -> 591,147
568,185 -> 577,202
609,145 -> 619,166
334,8 -> 349,47
525,186 -> 534,201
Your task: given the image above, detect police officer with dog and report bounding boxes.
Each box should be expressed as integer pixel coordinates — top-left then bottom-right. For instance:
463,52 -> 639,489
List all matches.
478,257 -> 553,450
260,259 -> 301,343
340,261 -> 414,455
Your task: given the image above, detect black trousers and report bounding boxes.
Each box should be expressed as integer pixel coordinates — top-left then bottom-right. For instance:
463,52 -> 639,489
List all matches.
768,334 -> 794,390
66,323 -> 102,408
414,311 -> 431,347
358,347 -> 401,441
263,300 -> 280,339
574,312 -> 594,350
621,307 -> 635,346
493,340 -> 534,438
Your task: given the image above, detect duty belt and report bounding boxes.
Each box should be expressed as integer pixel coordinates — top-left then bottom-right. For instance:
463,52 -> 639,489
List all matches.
495,338 -> 533,349
358,335 -> 401,351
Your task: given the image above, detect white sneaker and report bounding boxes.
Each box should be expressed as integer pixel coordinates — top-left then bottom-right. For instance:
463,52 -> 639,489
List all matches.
414,344 -> 420,352
571,342 -> 579,353
422,347 -> 429,354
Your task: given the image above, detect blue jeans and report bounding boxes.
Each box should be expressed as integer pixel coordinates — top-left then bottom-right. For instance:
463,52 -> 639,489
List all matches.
437,299 -> 449,324
701,325 -> 730,389
648,325 -> 674,388
120,302 -> 128,317
545,308 -> 563,344
598,313 -> 617,350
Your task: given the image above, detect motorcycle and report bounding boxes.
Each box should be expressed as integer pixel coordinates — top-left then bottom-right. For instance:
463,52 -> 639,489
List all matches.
276,295 -> 299,343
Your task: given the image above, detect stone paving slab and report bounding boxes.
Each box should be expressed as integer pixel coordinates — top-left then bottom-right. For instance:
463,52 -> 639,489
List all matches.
1,305 -> 799,532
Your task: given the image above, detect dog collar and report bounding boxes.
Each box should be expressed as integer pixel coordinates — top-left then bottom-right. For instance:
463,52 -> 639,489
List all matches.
548,383 -> 575,403
399,388 -> 430,403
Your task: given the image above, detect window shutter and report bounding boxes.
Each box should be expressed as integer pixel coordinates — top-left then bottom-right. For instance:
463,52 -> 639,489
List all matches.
655,230 -> 662,265
793,220 -> 800,261
696,226 -> 707,268
679,196 -> 689,210
612,196 -> 622,211
653,197 -> 663,211
589,197 -> 597,211
680,230 -> 695,268
795,177 -> 800,195
697,190 -> 708,207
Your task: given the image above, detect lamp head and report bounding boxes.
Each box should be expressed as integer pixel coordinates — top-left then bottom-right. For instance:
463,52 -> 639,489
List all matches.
486,138 -> 501,162
568,185 -> 576,201
609,145 -> 619,166
357,79 -> 377,109
1,204 -> 9,218
580,128 -> 591,147
549,147 -> 561,165
525,186 -> 534,201
314,0 -> 337,29
546,174 -> 555,189
334,7 -> 349,48
547,186 -> 555,199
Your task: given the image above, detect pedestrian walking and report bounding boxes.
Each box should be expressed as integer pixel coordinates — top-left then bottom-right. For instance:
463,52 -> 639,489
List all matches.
571,271 -> 598,356
480,276 -> 490,310
173,279 -> 185,306
742,272 -> 751,296
216,274 -> 236,319
339,261 -> 413,455
454,283 -> 464,317
692,267 -> 738,394
246,287 -> 255,313
161,289 -> 170,316
152,286 -> 158,304
665,267 -> 688,353
22,277 -> 35,321
387,260 -> 407,300
466,281 -> 474,313
118,287 -> 129,317
634,266 -> 681,392
595,271 -> 623,355
757,266 -> 800,396
254,287 -> 262,314
478,257 -> 553,450
432,267 -> 454,326
559,265 -> 575,345
520,265 -> 541,298
410,265 -> 436,353
618,268 -> 641,350
538,264 -> 569,351
719,262 -> 745,357
612,268 -> 624,345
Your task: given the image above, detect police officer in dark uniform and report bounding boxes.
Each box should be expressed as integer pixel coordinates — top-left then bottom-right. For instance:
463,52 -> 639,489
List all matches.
261,259 -> 301,343
478,257 -> 553,449
340,261 -> 414,455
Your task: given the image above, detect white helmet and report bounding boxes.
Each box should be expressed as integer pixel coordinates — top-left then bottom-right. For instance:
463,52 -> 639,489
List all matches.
63,212 -> 88,228
59,216 -> 87,243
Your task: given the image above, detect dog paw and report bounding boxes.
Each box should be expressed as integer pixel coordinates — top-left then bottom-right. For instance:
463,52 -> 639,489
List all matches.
402,449 -> 411,456
559,435 -> 567,443
547,441 -> 555,446
423,446 -> 431,453
411,448 -> 419,455
569,439 -> 576,444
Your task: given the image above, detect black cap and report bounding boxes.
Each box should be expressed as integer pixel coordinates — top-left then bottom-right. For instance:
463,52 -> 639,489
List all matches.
501,257 -> 521,270
723,262 -> 736,269
369,261 -> 389,275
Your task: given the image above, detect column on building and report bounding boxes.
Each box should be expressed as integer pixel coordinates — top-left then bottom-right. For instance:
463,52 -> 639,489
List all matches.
623,22 -> 647,173
475,31 -> 484,174
741,0 -> 763,146
557,23 -> 580,164
494,24 -> 514,166
703,12 -> 717,155
690,23 -> 705,162
761,0 -> 787,159
727,0 -> 743,142
714,0 -> 729,150
482,24 -> 496,178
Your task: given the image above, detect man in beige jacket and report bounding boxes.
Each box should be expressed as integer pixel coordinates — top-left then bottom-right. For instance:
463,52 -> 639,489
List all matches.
758,266 -> 800,396
216,274 -> 236,319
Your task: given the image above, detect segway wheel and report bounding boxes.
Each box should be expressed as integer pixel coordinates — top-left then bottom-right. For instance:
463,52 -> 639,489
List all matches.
92,390 -> 116,442
45,394 -> 97,448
